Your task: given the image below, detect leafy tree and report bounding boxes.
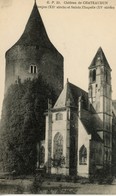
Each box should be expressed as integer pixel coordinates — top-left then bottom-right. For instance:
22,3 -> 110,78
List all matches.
0,76 -> 56,174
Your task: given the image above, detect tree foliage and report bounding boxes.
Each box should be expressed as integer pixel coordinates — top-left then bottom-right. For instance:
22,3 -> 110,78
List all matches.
0,76 -> 56,174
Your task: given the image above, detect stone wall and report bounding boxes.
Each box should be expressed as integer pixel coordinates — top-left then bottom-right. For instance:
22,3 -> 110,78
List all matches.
5,45 -> 63,96
78,118 -> 91,177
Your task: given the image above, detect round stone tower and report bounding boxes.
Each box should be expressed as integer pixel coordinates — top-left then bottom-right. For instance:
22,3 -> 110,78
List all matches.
5,2 -> 64,96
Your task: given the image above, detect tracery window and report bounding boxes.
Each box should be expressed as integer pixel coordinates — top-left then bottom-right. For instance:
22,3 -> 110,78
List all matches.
104,150 -> 108,162
79,145 -> 87,165
89,70 -> 92,78
40,146 -> 45,166
53,132 -> 63,160
106,134 -> 110,146
92,69 -> 96,82
106,70 -> 109,83
56,113 -> 63,121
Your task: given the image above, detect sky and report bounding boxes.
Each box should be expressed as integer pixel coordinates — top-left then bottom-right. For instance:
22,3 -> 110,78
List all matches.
0,0 -> 116,117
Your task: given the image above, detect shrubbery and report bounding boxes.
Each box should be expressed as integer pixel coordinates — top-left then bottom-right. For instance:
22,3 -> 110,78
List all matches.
0,76 -> 56,175
89,164 -> 114,185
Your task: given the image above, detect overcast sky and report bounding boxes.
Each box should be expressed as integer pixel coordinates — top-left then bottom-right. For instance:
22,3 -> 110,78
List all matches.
0,0 -> 116,116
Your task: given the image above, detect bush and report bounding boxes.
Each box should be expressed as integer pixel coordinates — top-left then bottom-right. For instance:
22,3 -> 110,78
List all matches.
15,181 -> 24,194
72,176 -> 79,183
106,176 -> 114,184
0,76 -> 57,175
56,175 -> 62,182
56,185 -> 76,194
30,174 -> 44,194
89,175 -> 94,184
98,175 -> 104,185
90,164 -> 113,185
65,175 -> 72,182
47,188 -> 52,194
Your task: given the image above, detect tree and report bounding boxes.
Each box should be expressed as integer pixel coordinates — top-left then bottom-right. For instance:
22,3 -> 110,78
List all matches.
0,76 -> 56,174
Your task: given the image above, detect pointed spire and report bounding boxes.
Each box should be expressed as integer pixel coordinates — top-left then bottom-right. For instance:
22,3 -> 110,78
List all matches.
89,47 -> 111,70
34,0 -> 37,6
12,1 -> 55,50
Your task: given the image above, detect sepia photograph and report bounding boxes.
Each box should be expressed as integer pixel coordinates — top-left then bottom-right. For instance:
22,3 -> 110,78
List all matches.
0,0 -> 116,194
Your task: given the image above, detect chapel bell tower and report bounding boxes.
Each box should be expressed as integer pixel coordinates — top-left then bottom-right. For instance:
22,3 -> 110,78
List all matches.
88,47 -> 112,165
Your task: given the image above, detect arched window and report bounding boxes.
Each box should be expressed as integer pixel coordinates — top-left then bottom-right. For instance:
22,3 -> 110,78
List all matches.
89,85 -> 92,97
106,135 -> 109,146
106,70 -> 109,83
40,146 -> 45,166
30,65 -> 37,74
53,132 -> 63,160
92,69 -> 96,82
104,150 -> 108,162
89,70 -> 93,78
56,113 -> 63,121
79,145 -> 87,165
89,70 -> 93,83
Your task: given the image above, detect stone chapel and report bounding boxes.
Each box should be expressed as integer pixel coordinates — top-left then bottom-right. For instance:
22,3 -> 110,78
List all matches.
45,47 -> 116,177
4,1 -> 116,177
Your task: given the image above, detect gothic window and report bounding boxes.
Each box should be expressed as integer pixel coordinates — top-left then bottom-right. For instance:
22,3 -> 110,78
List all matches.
92,69 -> 96,82
40,146 -> 45,166
89,70 -> 92,78
56,113 -> 63,121
108,151 -> 111,161
89,85 -> 92,97
79,145 -> 87,165
104,151 -> 108,162
53,132 -> 63,160
104,150 -> 108,162
106,134 -> 110,147
89,70 -> 93,83
30,65 -> 37,74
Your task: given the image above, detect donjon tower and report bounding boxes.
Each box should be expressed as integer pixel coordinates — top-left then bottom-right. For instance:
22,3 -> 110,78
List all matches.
5,2 -> 64,96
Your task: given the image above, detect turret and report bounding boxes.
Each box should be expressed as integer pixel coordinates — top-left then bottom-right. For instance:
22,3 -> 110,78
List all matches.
88,47 -> 112,165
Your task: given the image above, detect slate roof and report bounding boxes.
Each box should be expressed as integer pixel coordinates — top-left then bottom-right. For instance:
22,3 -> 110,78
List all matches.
6,2 -> 58,51
53,81 -> 103,142
81,110 -> 103,142
89,47 -> 111,70
54,81 -> 88,109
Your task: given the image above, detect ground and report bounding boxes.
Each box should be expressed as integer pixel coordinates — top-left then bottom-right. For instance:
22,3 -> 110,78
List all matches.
0,177 -> 116,194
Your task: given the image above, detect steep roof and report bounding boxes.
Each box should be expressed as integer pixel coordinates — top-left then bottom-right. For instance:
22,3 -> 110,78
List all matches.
53,81 -> 88,109
81,110 -> 103,142
7,2 -> 58,51
53,81 -> 103,142
89,47 -> 111,70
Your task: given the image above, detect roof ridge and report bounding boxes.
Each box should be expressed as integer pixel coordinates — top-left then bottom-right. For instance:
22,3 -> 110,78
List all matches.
68,82 -> 88,95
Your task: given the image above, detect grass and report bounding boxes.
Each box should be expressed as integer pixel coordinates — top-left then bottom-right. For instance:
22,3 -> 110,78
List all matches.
0,175 -> 115,194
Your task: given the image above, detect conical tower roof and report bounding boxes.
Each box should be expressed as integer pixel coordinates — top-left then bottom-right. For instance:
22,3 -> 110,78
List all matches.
89,47 -> 111,70
7,2 -> 57,51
